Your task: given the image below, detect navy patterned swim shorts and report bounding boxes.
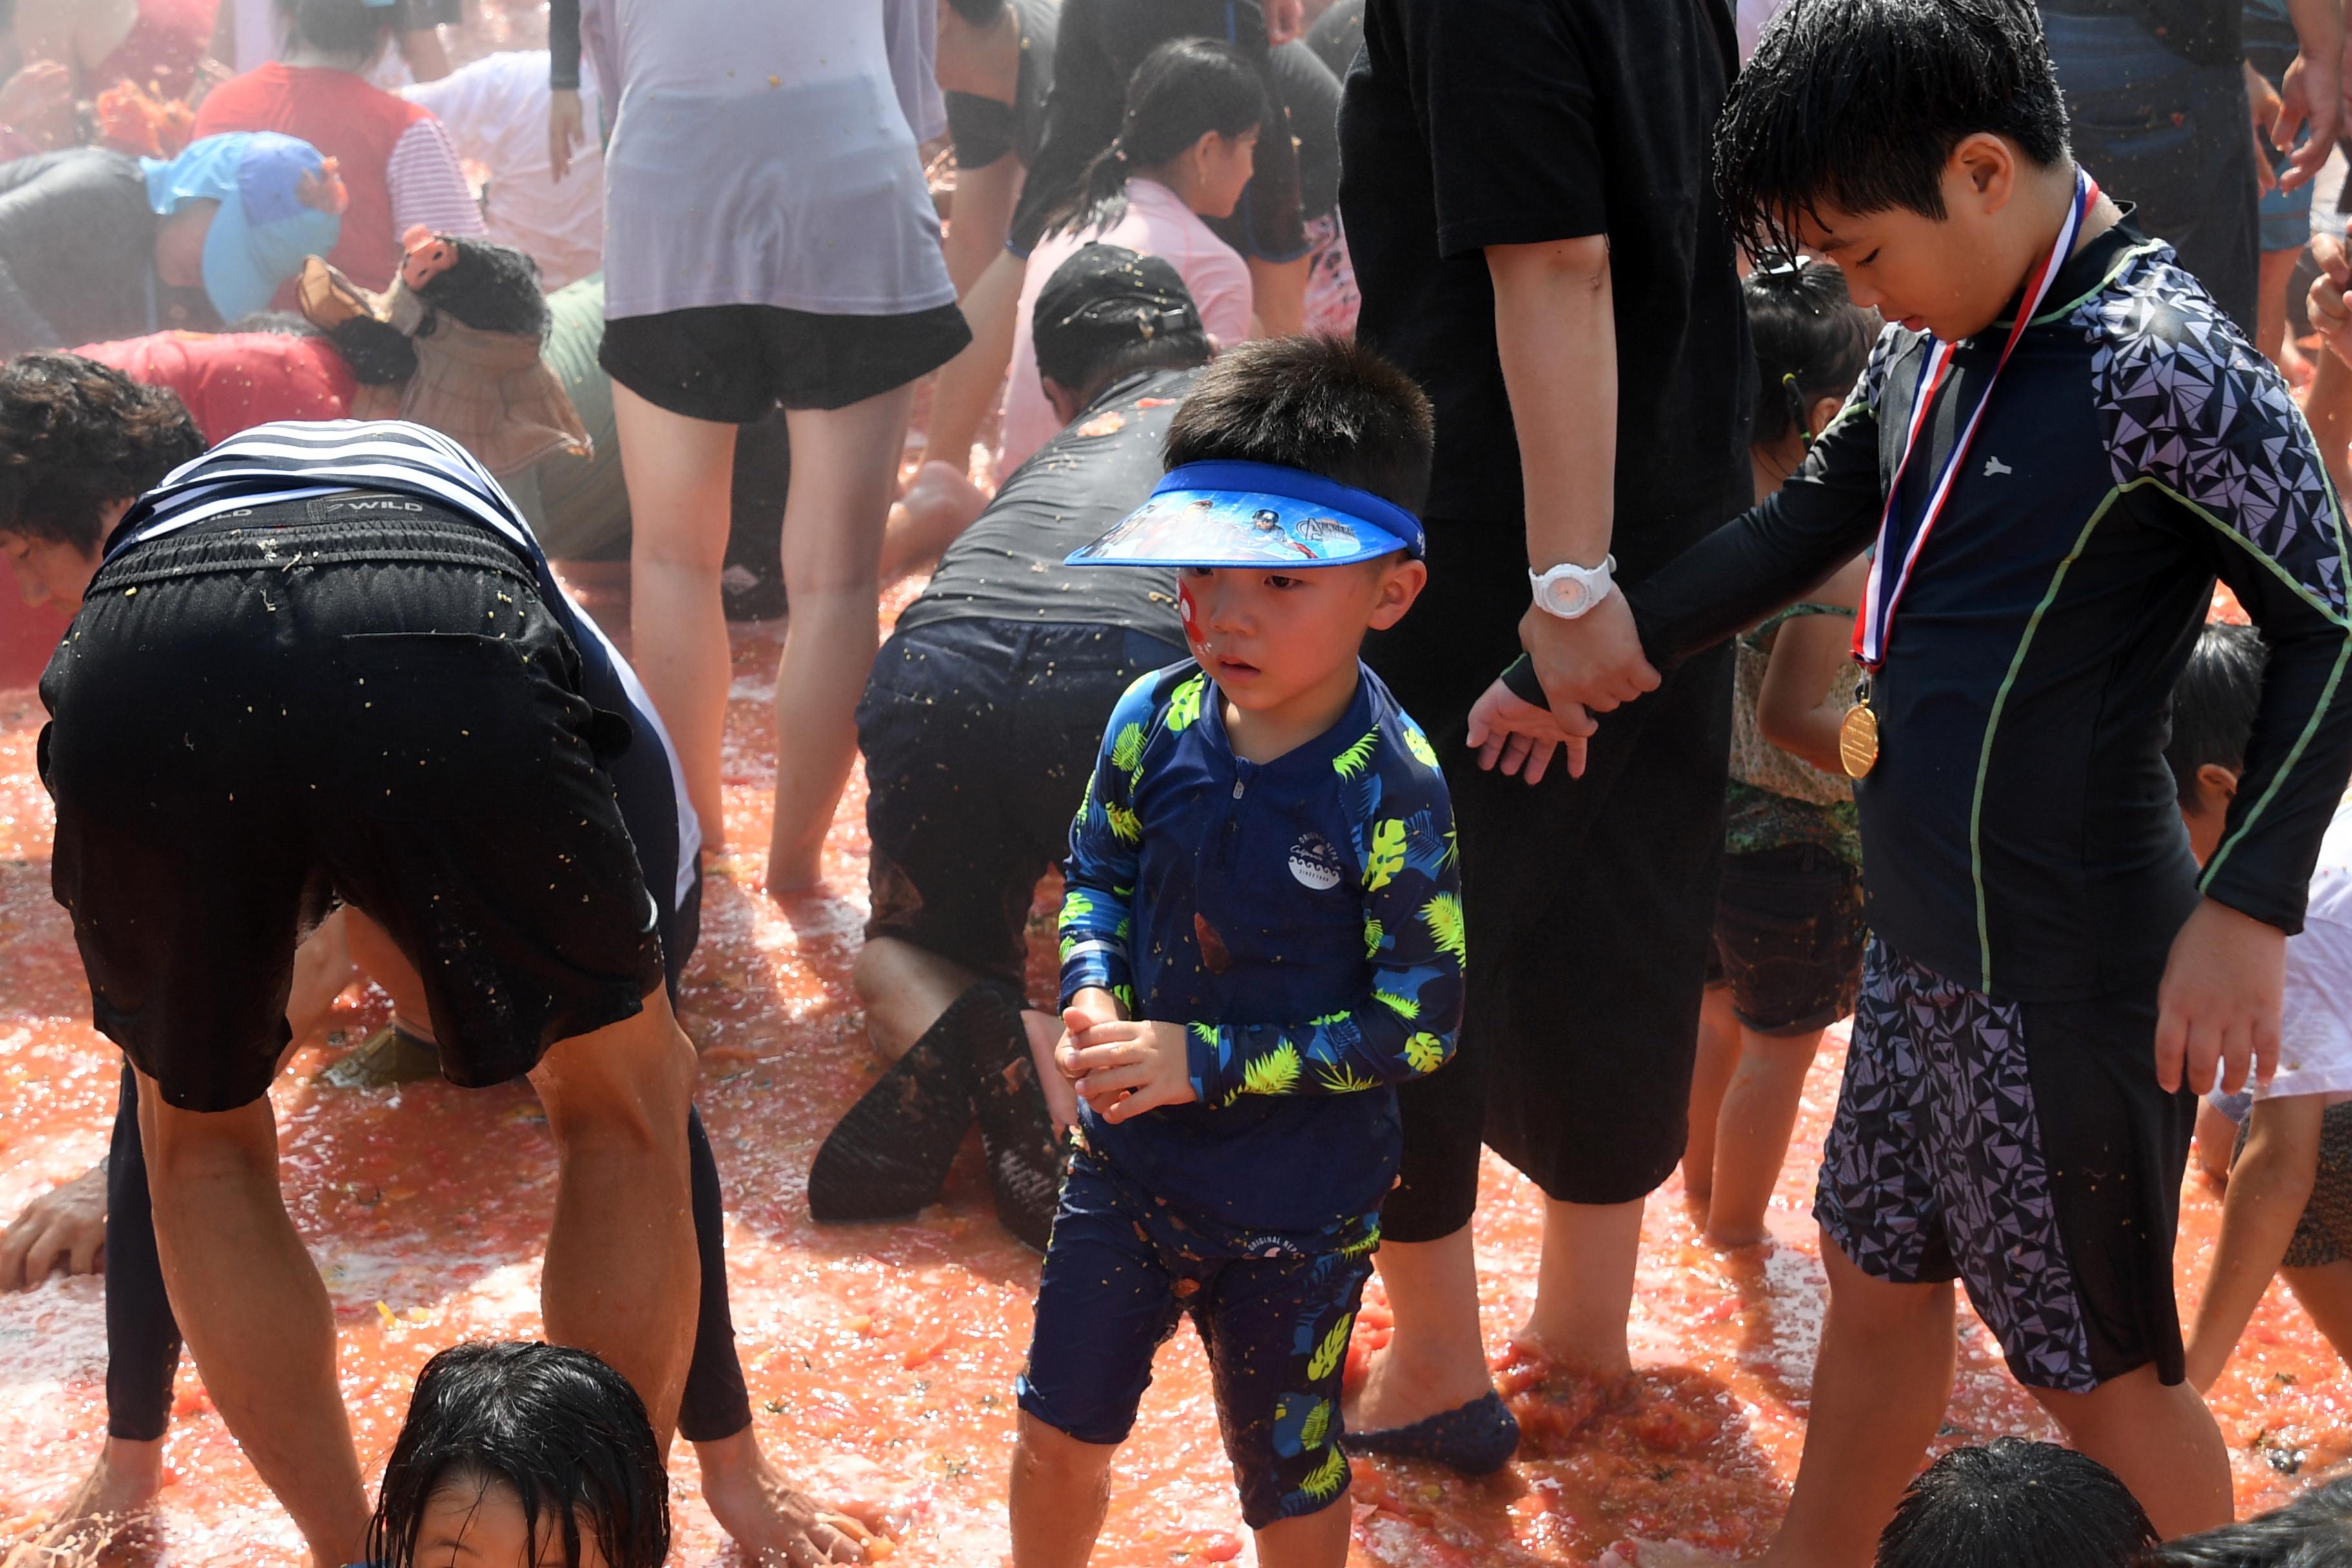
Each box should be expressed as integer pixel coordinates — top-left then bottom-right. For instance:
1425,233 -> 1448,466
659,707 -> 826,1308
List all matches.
1816,939 -> 2199,1392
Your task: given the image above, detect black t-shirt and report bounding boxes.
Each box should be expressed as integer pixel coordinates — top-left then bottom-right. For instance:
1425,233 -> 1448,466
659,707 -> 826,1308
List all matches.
945,0 -> 1063,170
1337,0 -> 1752,569
2041,0 -> 2239,66
0,149 -> 211,354
895,365 -> 1193,642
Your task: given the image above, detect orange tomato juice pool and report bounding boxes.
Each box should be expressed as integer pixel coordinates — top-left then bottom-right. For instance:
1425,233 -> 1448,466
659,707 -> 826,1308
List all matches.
0,578 -> 2341,1565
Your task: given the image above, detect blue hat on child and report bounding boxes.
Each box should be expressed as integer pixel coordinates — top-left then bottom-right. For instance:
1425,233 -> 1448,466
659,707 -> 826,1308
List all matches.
143,132 -> 345,322
1066,460 -> 1427,569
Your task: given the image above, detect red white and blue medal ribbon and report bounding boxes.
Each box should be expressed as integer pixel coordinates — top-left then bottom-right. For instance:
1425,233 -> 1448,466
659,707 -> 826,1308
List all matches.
1852,167 -> 2100,671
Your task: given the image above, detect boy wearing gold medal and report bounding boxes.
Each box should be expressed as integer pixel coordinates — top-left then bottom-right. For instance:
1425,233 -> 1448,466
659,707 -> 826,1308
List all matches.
1478,0 -> 2352,1558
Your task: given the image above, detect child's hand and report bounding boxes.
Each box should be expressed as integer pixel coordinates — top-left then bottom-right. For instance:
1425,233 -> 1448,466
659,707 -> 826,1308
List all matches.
2156,898 -> 2286,1095
1467,677 -> 1594,783
1055,988 -> 1125,1082
1061,1018 -> 1198,1122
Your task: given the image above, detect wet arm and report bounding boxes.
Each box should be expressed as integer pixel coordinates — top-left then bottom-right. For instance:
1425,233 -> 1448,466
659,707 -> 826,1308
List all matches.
2184,1095 -> 2323,1390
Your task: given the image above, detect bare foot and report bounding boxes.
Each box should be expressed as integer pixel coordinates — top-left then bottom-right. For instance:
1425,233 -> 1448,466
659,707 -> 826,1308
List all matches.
1,1164 -> 107,1291
695,1427 -> 890,1564
3,1438 -> 165,1568
1342,1337 -> 1498,1435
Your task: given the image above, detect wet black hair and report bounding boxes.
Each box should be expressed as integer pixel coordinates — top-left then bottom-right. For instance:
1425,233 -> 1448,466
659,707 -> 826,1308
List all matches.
1714,0 -> 2072,264
1033,244 -> 1212,400
1045,37 -> 1268,240
277,0 -> 398,58
2142,1476 -> 2352,1567
328,237 -> 552,386
943,0 -> 1006,23
1875,1439 -> 2156,1568
1162,335 -> 1433,513
0,353 -> 202,549
2164,622 -> 2268,808
1745,260 -> 1879,449
366,1342 -> 668,1568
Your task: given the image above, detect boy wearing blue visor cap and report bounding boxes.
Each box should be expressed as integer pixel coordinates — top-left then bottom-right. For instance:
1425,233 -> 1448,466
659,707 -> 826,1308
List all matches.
0,131 -> 342,357
1010,338 -> 1464,1567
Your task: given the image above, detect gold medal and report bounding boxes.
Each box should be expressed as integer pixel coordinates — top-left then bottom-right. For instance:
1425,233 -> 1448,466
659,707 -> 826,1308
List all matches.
1839,693 -> 1879,779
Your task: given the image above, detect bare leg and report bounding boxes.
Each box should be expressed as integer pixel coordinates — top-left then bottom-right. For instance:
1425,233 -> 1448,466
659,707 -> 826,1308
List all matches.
1252,1500 -> 1351,1568
2283,1259 -> 2352,1367
1343,1225 -> 1495,1431
1519,1195 -> 1647,1378
1247,255 -> 1310,337
920,250 -> 1024,475
1009,1413 -> 1117,1568
1756,1236 -> 1954,1568
134,1072 -> 369,1565
2030,1366 -> 2232,1539
528,990 -> 701,1446
850,936 -> 1077,1130
615,382 -> 741,850
284,910 -> 353,1045
1682,986 -> 1740,1213
1701,1026 -> 1821,1248
765,386 -> 917,894
853,935 -> 981,1063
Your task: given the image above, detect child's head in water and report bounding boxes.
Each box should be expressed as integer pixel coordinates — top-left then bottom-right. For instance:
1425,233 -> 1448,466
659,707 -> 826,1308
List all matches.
1743,259 -> 1880,494
369,1342 -> 668,1568
1873,1437 -> 2156,1568
2163,621 -> 2268,867
1070,337 -> 1433,740
1714,0 -> 2077,342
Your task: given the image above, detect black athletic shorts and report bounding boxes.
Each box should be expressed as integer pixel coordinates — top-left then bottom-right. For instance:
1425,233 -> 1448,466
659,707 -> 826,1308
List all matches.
858,618 -> 1183,988
1017,1141 -> 1373,1528
1818,939 -> 2196,1391
1706,843 -> 1867,1037
40,501 -> 667,1113
1363,524 -> 1732,1235
600,300 -> 973,424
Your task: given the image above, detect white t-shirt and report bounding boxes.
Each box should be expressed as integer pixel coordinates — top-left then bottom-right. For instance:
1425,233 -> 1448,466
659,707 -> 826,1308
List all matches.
586,0 -> 954,319
997,179 -> 1253,475
404,52 -> 605,291
2259,794 -> 2352,1102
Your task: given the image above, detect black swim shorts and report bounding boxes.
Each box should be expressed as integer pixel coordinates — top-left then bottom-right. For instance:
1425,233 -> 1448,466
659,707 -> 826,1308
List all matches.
600,300 -> 973,424
1816,938 -> 2197,1391
1017,1140 -> 1374,1528
40,496 -> 667,1112
1707,842 -> 1867,1037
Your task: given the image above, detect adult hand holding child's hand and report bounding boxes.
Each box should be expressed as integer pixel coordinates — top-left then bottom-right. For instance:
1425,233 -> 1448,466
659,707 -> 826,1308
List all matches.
1059,991 -> 1198,1123
2155,897 -> 2285,1095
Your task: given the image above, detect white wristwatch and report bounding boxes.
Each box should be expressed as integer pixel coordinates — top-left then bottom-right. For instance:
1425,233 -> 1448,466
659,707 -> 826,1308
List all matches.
1529,555 -> 1617,620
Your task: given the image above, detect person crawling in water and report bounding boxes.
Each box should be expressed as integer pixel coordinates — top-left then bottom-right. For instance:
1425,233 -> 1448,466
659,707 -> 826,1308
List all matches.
0,357 -> 874,1567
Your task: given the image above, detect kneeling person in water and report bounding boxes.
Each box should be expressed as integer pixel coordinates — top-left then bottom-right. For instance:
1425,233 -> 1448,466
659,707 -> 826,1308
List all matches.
2,360 -> 864,1566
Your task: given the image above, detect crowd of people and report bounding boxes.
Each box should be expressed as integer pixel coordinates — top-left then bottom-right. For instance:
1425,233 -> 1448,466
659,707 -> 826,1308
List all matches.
6,0 -> 2352,1563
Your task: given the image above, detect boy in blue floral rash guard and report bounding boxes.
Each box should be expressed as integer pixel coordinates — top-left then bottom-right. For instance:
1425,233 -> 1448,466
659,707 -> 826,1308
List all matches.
1007,338 -> 1460,1567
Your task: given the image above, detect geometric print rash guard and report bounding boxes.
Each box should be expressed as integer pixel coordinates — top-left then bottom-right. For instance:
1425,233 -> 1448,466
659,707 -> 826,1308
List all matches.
1630,220 -> 2352,1003
1058,658 -> 1464,1237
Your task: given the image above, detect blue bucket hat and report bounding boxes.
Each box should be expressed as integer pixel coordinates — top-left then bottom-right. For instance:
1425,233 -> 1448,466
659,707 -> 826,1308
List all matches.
1066,460 -> 1427,569
143,132 -> 344,322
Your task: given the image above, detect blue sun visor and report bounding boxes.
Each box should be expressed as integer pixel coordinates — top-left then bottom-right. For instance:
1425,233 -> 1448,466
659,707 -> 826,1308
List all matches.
1065,460 -> 1426,569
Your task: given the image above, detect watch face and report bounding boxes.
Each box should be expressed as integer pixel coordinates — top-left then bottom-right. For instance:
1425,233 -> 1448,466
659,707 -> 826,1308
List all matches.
1544,575 -> 1589,616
